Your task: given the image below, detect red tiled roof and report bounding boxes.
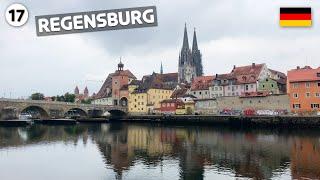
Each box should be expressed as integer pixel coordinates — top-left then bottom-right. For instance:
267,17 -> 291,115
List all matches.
114,69 -> 136,79
170,88 -> 188,98
288,66 -> 320,83
158,73 -> 178,83
161,99 -> 184,105
231,63 -> 264,84
191,76 -> 214,90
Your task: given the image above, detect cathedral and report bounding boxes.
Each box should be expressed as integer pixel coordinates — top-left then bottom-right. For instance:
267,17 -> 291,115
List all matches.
178,24 -> 203,84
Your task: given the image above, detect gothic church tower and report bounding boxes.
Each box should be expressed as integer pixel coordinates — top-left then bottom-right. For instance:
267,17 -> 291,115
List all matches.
178,24 -> 203,83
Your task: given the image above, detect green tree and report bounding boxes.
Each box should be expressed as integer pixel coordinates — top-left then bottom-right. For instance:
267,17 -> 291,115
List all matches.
81,99 -> 92,104
56,95 -> 65,102
30,93 -> 45,100
64,93 -> 75,103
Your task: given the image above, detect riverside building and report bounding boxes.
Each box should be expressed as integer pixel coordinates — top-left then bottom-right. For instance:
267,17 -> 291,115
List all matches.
287,66 -> 320,114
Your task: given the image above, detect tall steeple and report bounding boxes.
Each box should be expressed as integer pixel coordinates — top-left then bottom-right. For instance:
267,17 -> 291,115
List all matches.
178,24 -> 197,84
182,23 -> 189,50
160,62 -> 163,74
192,28 -> 198,51
192,28 -> 203,76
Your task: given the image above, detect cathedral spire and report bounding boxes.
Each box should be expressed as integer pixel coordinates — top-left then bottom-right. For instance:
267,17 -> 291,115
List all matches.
160,62 -> 163,74
192,28 -> 198,51
182,23 -> 189,50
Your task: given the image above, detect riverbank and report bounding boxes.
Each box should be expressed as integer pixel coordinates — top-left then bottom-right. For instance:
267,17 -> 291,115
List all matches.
115,115 -> 320,128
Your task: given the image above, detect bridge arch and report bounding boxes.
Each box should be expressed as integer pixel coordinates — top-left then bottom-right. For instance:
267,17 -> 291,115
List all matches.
108,109 -> 127,117
65,108 -> 88,118
21,105 -> 49,119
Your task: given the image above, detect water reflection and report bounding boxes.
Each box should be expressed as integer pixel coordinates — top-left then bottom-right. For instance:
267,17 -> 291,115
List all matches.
0,123 -> 320,179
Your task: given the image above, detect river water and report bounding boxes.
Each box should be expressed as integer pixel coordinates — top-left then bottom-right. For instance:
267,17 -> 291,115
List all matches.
0,123 -> 319,180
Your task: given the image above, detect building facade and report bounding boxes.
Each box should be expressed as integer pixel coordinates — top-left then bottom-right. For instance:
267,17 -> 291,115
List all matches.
209,63 -> 286,98
189,76 -> 214,99
94,61 -> 136,106
287,66 -> 320,114
128,73 -> 176,114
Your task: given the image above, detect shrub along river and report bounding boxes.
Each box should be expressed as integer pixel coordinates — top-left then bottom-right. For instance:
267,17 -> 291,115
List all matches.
0,123 -> 320,179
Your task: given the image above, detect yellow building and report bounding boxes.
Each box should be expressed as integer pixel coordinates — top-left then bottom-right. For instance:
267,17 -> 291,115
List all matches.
129,88 -> 173,114
175,102 -> 195,115
128,73 -> 176,114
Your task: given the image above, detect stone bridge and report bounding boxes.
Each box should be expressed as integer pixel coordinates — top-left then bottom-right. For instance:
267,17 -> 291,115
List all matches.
0,98 -> 127,120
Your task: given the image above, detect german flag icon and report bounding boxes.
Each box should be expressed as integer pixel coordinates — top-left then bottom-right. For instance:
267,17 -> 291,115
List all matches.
280,7 -> 312,27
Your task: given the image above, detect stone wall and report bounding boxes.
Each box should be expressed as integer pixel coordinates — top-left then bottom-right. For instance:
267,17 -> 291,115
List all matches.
216,94 -> 290,112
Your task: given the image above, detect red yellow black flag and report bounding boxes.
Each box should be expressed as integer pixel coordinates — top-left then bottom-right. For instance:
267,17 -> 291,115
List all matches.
280,7 -> 312,27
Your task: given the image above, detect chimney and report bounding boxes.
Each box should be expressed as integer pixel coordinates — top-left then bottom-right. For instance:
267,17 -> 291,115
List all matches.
215,74 -> 218,78
297,66 -> 300,69
233,65 -> 236,69
252,63 -> 256,68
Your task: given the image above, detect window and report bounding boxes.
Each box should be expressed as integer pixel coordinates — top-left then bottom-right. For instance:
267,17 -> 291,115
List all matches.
293,104 -> 301,109
199,92 -> 202,95
316,93 -> 320,97
311,104 -> 319,109
306,82 -> 311,88
250,84 -> 254,88
293,93 -> 298,98
271,84 -> 274,88
293,83 -> 299,88
317,73 -> 320,77
318,82 -> 320,87
306,92 -> 311,98
262,85 -> 265,88
245,85 -> 249,91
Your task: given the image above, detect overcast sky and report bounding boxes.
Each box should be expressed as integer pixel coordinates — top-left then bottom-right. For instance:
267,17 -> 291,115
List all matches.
0,0 -> 319,98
